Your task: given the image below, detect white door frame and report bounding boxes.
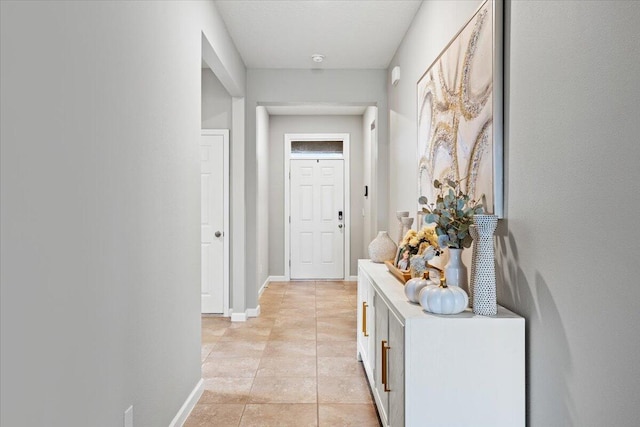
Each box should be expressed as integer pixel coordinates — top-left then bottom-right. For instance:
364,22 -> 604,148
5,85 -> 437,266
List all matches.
201,129 -> 230,316
284,133 -> 350,280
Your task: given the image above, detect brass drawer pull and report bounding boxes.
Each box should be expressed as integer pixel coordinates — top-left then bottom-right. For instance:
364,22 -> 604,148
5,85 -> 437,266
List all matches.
362,302 -> 369,336
381,340 -> 391,392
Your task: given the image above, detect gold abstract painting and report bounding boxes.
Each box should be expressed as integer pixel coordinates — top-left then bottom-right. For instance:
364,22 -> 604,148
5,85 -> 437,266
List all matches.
417,0 -> 503,217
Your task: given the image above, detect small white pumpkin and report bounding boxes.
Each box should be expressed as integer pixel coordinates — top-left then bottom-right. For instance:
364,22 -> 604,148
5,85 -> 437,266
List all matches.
404,276 -> 432,303
418,278 -> 469,315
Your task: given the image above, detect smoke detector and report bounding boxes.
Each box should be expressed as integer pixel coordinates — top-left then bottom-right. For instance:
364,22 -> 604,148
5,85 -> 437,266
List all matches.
391,66 -> 401,86
311,54 -> 325,63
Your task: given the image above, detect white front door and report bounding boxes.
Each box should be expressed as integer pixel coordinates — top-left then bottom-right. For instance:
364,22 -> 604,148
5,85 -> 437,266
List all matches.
290,159 -> 344,279
201,131 -> 228,313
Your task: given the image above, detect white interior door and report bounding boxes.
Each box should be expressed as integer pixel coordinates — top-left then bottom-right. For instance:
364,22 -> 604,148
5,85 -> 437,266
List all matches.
201,130 -> 228,314
290,159 -> 344,279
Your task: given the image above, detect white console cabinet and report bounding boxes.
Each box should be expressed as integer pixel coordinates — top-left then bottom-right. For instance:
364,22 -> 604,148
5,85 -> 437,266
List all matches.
357,260 -> 525,427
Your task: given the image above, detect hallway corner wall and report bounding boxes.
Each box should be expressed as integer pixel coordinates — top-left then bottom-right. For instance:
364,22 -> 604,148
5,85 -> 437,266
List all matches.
246,69 -> 388,293
202,67 -> 232,129
256,107 -> 270,291
1,1 -> 246,425
387,1 -> 640,425
267,115 -> 364,278
362,106 -> 378,255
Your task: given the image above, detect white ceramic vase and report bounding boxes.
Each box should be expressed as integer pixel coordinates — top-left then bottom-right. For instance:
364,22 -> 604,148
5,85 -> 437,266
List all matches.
471,214 -> 499,316
395,211 -> 410,245
444,248 -> 467,288
400,217 -> 414,241
368,231 -> 397,263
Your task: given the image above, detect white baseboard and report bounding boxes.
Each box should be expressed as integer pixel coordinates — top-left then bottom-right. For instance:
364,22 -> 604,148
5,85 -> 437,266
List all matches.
258,278 -> 269,296
263,275 -> 355,282
231,306 -> 261,321
231,311 -> 247,322
259,275 -> 287,296
169,378 -> 203,427
247,305 -> 261,318
229,274 -> 353,325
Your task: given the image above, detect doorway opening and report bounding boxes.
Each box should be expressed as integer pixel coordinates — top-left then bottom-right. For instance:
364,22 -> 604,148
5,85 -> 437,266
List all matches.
284,133 -> 351,280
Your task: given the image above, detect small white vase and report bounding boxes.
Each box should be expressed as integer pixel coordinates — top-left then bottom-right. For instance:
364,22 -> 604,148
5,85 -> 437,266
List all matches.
444,248 -> 467,288
368,231 -> 397,263
400,217 -> 414,242
395,211 -> 410,245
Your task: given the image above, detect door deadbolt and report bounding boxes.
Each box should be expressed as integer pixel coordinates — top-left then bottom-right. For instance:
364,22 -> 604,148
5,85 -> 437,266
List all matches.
338,211 -> 343,220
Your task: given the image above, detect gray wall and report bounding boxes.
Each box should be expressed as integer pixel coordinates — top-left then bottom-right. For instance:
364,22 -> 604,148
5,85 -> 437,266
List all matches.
362,106 -> 378,255
388,0 -> 640,425
202,67 -> 232,129
0,1 -> 244,425
268,115 -> 365,277
256,107 -> 270,287
246,69 -> 388,307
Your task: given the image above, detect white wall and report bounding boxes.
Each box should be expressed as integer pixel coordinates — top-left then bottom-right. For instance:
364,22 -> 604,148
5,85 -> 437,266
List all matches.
387,0 -> 481,272
388,1 -> 640,425
268,115 -> 365,277
388,0 -> 480,215
246,69 -> 387,306
362,106 -> 378,254
200,2 -> 247,318
200,4 -> 246,97
0,1 -> 245,426
256,107 -> 270,288
202,67 -> 232,129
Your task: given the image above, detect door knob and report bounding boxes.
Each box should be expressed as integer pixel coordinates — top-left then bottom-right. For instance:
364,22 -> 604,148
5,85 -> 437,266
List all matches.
338,224 -> 343,229
215,231 -> 222,237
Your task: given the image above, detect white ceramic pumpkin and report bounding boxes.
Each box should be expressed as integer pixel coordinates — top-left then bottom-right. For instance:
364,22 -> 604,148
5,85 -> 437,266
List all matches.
418,279 -> 469,315
404,276 -> 432,303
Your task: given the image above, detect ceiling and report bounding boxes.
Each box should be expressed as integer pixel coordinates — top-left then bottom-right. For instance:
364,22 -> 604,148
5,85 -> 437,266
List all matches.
264,104 -> 368,115
214,0 -> 423,69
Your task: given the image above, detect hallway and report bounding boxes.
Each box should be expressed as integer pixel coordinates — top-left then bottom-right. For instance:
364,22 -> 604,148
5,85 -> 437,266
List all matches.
186,281 -> 381,426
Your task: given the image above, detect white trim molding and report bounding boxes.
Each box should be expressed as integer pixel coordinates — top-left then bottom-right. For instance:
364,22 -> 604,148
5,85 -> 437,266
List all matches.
168,378 -> 204,427
201,129 -> 230,317
247,306 -> 261,318
259,277 -> 269,297
230,311 -> 247,322
230,307 -> 260,322
284,133 -> 351,281
258,276 -> 287,297
231,97 -> 247,317
259,276 -> 290,297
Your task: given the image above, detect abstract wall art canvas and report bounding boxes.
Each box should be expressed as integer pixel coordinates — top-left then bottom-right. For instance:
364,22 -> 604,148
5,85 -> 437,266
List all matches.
417,0 -> 503,217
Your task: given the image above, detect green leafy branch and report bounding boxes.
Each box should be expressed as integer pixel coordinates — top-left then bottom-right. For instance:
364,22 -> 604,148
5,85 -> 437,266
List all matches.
419,178 -> 485,249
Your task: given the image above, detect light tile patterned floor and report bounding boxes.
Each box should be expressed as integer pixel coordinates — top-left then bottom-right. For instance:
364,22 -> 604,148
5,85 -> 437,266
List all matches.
185,281 -> 381,427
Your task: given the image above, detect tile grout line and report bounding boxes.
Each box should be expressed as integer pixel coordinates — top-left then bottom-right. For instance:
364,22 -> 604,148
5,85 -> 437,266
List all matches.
190,280 -> 376,426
